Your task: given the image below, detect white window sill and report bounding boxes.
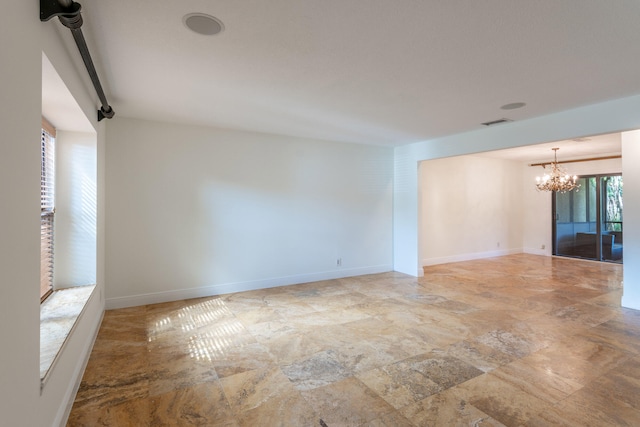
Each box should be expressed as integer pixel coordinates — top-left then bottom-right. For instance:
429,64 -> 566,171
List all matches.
40,285 -> 96,383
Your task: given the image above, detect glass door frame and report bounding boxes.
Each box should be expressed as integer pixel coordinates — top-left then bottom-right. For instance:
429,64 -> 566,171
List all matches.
552,173 -> 622,263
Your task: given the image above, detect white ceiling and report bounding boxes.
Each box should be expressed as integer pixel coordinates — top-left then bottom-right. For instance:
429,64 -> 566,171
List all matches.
475,132 -> 622,164
79,0 -> 640,146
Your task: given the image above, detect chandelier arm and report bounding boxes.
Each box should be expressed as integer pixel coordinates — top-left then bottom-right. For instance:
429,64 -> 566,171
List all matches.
534,148 -> 580,193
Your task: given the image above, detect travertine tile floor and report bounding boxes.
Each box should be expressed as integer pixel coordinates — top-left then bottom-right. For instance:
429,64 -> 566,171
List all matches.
68,254 -> 640,426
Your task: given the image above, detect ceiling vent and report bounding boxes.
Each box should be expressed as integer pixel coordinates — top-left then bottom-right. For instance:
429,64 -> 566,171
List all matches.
481,118 -> 513,126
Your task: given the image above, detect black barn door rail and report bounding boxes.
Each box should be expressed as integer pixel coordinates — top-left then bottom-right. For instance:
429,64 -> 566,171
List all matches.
41,0 -> 115,121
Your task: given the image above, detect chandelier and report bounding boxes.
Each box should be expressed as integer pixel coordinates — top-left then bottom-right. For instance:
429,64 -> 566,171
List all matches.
535,148 -> 580,193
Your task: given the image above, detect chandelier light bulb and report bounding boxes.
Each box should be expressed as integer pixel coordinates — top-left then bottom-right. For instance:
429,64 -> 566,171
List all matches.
534,148 -> 580,193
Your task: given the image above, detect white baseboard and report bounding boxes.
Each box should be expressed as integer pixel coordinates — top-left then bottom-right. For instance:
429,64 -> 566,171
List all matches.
106,264 -> 393,309
422,248 -> 522,267
523,247 -> 551,256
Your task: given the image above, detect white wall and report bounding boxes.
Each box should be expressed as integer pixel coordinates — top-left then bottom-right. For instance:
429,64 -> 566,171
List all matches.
418,153 -> 623,265
394,145 -> 422,276
0,2 -> 105,425
622,130 -> 640,309
54,131 -> 97,289
521,162 -> 553,256
0,2 -> 42,424
105,117 -> 393,308
419,156 -> 523,265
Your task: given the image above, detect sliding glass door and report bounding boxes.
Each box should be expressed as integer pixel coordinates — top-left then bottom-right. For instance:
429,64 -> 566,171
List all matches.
553,174 -> 623,263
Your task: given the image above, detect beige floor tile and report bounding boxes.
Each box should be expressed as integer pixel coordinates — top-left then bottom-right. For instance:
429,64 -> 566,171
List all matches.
542,385 -> 640,426
548,301 -> 617,326
456,373 -> 553,426
234,390 -> 319,427
68,395 -> 151,427
329,339 -> 410,374
473,329 -> 538,359
262,331 -> 325,365
150,381 -> 235,426
148,351 -> 218,397
357,352 -> 482,409
210,342 -> 275,378
244,318 -> 298,341
440,339 -> 516,373
576,323 -> 640,354
74,343 -> 150,410
97,309 -> 147,343
288,308 -> 370,329
232,305 -> 283,327
301,290 -> 375,312
281,349 -> 352,391
367,410 -> 415,427
68,254 -> 635,426
518,338 -> 630,386
582,356 -> 640,411
399,387 -> 506,427
300,377 -> 398,426
357,362 -> 442,409
489,358 -> 582,404
219,367 -> 299,413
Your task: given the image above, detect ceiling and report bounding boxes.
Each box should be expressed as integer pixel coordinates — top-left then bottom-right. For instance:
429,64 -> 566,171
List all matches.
78,0 -> 640,146
476,132 -> 622,164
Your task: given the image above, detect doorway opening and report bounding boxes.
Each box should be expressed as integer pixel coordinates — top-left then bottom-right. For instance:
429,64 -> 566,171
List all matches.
553,174 -> 623,263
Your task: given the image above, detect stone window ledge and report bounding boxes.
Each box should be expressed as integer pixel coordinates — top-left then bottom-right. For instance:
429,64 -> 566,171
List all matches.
40,285 -> 96,384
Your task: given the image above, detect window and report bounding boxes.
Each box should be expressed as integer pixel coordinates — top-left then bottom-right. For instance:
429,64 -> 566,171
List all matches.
604,175 -> 623,232
41,119 -> 55,301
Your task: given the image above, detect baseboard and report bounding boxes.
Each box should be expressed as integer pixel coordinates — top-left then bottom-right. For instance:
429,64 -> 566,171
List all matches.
106,264 -> 393,309
523,247 -> 551,256
422,248 -> 522,267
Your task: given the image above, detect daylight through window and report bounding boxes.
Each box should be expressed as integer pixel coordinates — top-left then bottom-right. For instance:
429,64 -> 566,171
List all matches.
41,119 -> 55,301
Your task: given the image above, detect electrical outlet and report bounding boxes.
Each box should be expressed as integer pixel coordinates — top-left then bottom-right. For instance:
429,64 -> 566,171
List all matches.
541,244 -> 546,250
497,242 -> 500,248
337,258 -> 342,267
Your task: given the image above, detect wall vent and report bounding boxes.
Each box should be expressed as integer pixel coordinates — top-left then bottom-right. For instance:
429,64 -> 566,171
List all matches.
481,118 -> 513,126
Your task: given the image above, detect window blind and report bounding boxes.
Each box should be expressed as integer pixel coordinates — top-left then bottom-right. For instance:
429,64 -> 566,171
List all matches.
40,125 -> 55,301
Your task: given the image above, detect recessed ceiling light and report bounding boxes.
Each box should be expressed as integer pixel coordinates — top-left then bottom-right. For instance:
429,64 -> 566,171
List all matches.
500,102 -> 526,110
183,13 -> 224,36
